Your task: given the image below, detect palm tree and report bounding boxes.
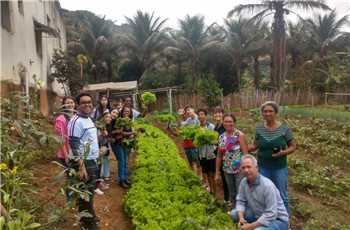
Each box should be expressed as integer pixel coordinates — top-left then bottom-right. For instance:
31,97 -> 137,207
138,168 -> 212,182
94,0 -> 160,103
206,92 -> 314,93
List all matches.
223,17 -> 269,90
228,0 -> 330,91
120,11 -> 168,83
166,15 -> 221,90
305,10 -> 350,59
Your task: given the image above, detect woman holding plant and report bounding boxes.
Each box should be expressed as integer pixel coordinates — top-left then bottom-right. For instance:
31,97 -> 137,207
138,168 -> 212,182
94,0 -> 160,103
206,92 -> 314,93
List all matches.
215,114 -> 248,207
249,101 -> 296,212
111,106 -> 134,188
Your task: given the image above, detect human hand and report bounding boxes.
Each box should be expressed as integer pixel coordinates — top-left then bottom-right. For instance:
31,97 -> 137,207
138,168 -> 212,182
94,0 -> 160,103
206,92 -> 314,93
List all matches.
214,172 -> 220,183
238,217 -> 247,226
272,149 -> 287,158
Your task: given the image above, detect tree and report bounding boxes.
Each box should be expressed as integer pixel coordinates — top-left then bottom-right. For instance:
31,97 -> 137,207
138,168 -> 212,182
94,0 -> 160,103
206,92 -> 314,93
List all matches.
166,15 -> 221,90
305,10 -> 350,59
228,0 -> 330,91
120,11 -> 168,84
223,17 -> 269,90
50,49 -> 83,96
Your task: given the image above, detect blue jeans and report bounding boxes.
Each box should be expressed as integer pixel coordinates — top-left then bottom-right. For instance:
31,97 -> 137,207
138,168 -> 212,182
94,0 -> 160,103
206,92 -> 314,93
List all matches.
112,144 -> 128,183
259,166 -> 289,212
100,155 -> 110,178
231,208 -> 289,230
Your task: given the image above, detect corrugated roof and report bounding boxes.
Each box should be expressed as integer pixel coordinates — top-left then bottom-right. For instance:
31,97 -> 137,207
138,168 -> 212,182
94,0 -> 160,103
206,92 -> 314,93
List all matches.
83,81 -> 138,91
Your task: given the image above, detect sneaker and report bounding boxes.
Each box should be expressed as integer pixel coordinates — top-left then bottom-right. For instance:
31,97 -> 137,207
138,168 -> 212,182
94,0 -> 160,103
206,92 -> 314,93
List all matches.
119,182 -> 130,189
100,183 -> 109,190
104,177 -> 110,181
94,188 -> 104,195
125,179 -> 131,185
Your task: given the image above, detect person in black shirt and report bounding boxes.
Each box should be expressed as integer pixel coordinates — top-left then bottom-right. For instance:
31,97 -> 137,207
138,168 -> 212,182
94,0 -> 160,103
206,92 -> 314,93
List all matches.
213,107 -> 229,203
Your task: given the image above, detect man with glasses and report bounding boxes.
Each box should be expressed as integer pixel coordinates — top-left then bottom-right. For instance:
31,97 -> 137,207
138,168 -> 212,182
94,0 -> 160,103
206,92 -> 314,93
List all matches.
68,93 -> 100,230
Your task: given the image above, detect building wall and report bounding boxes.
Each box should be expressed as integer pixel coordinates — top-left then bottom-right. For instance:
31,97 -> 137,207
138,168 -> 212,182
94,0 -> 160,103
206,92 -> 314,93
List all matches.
1,0 -> 67,116
1,0 -> 66,94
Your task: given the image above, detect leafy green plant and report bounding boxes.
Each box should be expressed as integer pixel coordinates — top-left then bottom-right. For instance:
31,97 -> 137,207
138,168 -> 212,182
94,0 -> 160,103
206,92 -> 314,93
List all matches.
141,92 -> 157,106
193,128 -> 219,147
179,125 -> 200,140
124,124 -> 234,230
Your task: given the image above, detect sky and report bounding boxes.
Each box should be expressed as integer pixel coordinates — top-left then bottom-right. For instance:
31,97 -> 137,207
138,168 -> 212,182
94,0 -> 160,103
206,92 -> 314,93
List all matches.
59,0 -> 350,30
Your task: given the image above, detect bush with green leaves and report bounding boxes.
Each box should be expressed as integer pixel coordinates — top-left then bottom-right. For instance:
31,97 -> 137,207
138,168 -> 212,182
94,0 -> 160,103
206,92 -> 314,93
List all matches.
124,124 -> 234,230
141,92 -> 157,106
198,74 -> 222,108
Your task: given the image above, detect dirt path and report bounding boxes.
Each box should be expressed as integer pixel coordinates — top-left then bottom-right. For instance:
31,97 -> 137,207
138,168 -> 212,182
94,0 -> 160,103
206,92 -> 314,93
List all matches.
32,155 -> 133,230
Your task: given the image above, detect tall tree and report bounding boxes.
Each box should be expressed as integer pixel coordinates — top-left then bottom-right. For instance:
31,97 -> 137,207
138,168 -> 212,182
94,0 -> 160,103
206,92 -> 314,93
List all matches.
166,15 -> 221,90
305,10 -> 350,59
120,11 -> 168,83
228,0 -> 330,91
223,17 -> 269,90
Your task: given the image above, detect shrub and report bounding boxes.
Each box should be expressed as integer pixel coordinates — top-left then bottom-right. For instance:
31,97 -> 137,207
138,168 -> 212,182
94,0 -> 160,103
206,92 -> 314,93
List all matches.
124,124 -> 234,230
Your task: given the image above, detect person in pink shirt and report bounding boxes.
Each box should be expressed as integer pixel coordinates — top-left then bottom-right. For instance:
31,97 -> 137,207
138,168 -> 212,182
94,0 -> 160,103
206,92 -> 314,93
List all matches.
55,96 -> 76,165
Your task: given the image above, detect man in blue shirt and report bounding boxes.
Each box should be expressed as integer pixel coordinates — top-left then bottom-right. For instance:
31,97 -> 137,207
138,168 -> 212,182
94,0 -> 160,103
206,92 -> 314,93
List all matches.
68,93 -> 100,230
230,154 -> 289,230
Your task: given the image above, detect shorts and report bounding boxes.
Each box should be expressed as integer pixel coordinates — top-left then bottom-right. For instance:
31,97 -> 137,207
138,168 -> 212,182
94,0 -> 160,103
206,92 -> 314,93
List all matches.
200,158 -> 216,174
184,148 -> 199,164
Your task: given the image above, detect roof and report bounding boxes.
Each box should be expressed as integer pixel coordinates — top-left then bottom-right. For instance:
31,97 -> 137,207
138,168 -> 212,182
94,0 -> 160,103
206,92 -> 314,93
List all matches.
83,81 -> 138,91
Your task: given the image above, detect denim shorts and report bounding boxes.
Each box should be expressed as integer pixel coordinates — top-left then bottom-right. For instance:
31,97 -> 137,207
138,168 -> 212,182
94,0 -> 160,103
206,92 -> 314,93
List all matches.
184,148 -> 199,164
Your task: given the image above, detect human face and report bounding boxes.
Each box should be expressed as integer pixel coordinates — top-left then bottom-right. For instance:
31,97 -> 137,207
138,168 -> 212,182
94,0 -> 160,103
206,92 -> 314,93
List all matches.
100,97 -> 108,107
213,112 -> 223,123
104,113 -> 112,124
116,102 -> 123,111
78,96 -> 93,114
125,98 -> 132,107
64,98 -> 75,110
241,158 -> 258,182
198,111 -> 206,123
223,116 -> 235,132
123,107 -> 131,118
111,109 -> 119,119
262,105 -> 277,123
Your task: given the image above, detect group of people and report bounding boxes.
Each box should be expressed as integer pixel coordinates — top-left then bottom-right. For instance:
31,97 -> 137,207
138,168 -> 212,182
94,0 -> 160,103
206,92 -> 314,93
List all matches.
54,93 -> 140,229
55,93 -> 296,230
179,102 -> 296,230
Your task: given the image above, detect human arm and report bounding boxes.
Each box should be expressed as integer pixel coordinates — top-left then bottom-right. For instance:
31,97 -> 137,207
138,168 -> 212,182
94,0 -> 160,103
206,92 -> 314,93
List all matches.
239,132 -> 249,154
248,139 -> 257,152
272,126 -> 296,157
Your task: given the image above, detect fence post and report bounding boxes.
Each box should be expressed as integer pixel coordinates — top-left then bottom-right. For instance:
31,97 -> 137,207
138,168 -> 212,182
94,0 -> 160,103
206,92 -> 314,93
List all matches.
325,92 -> 328,105
168,88 -> 173,114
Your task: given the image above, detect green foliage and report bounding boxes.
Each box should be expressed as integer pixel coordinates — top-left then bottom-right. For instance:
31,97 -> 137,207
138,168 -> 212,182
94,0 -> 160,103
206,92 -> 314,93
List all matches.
124,124 -> 234,229
50,49 -> 83,96
114,117 -> 133,130
179,125 -> 200,140
193,128 -> 219,147
141,92 -> 157,106
0,93 -> 61,229
198,74 -> 222,107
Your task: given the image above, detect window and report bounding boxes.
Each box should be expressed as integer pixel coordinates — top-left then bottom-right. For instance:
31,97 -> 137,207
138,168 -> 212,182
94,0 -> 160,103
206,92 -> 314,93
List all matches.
18,0 -> 23,15
35,29 -> 42,58
1,0 -> 11,32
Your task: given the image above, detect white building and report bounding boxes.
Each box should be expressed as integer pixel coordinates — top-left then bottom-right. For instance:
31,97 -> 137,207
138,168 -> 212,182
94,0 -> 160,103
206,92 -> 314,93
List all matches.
1,0 -> 67,115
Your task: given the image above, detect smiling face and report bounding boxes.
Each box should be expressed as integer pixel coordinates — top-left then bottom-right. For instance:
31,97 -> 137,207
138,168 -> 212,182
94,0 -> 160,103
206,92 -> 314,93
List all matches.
64,98 -> 75,110
262,105 -> 277,123
213,112 -> 223,123
111,109 -> 119,119
223,115 -> 235,132
78,95 -> 93,114
122,107 -> 131,118
103,113 -> 112,124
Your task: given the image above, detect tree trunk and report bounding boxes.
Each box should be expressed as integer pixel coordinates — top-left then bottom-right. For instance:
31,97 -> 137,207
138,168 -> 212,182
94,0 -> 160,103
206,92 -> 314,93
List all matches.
253,56 -> 260,89
80,63 -> 83,80
272,3 -> 287,92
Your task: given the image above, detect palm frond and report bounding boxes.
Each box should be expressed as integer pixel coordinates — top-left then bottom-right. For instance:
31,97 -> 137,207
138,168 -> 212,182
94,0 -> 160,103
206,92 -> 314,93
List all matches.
228,4 -> 268,17
285,0 -> 331,11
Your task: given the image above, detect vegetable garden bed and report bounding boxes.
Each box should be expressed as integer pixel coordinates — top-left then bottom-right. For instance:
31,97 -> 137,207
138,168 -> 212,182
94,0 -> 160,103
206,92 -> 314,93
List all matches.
124,123 -> 234,229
